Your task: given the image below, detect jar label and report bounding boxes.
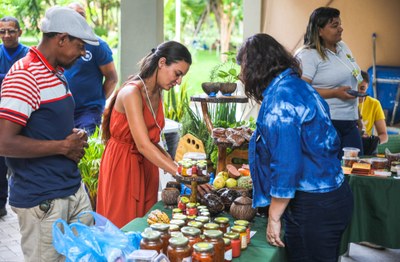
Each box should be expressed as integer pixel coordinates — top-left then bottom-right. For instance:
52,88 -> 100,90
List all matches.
241,235 -> 247,249
182,256 -> 192,262
225,249 -> 232,260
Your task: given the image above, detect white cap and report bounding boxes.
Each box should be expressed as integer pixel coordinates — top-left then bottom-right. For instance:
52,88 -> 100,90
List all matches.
40,6 -> 99,46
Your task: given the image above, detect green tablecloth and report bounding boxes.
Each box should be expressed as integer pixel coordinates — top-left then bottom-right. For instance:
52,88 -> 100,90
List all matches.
121,201 -> 287,262
340,174 -> 400,254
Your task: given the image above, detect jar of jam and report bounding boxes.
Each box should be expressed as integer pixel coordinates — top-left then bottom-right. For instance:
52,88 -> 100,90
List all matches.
224,232 -> 241,258
203,230 -> 225,262
169,224 -> 181,234
200,211 -> 210,217
192,242 -> 214,262
140,228 -> 163,254
150,223 -> 171,254
182,163 -> 193,176
197,205 -> 207,211
186,202 -> 198,216
172,208 -> 183,215
167,236 -> 192,262
234,220 -> 250,244
169,219 -> 186,229
181,226 -> 202,249
197,162 -> 207,176
231,225 -> 247,250
195,216 -> 210,225
223,238 -> 232,262
187,215 -> 197,223
203,222 -> 219,233
187,221 -> 203,230
172,214 -> 188,224
214,217 -> 230,234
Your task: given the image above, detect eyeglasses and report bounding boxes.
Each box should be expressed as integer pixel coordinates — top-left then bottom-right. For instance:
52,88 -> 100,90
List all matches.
0,29 -> 18,36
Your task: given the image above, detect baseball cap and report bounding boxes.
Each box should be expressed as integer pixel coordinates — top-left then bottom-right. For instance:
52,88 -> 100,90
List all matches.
40,6 -> 99,46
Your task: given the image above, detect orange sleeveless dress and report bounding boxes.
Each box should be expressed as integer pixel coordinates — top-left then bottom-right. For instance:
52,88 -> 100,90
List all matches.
96,86 -> 165,228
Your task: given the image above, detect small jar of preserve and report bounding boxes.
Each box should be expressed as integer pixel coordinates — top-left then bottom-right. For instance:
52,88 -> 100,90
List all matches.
172,213 -> 188,224
195,216 -> 210,228
186,202 -> 198,216
140,228 -> 163,254
231,225 -> 247,250
192,242 -> 214,262
187,221 -> 203,230
224,232 -> 241,258
187,215 -> 197,223
223,237 -> 232,262
203,230 -> 225,262
172,208 -> 183,215
150,223 -> 171,255
169,224 -> 180,234
214,217 -> 230,234
181,226 -> 202,250
167,236 -> 192,262
234,220 -> 250,244
203,222 -> 219,234
169,219 -> 186,229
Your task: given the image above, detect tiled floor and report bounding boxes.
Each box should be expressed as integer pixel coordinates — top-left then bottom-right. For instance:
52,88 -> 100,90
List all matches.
1,201 -> 399,262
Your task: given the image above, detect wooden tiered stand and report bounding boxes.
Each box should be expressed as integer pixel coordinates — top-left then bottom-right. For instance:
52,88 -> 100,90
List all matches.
175,173 -> 210,203
190,94 -> 249,174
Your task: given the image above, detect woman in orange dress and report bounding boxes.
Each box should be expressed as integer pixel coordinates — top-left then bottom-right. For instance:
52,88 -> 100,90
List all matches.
97,41 -> 192,228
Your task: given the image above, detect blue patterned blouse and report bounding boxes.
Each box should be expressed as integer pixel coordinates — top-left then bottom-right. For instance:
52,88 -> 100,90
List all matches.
249,68 -> 345,207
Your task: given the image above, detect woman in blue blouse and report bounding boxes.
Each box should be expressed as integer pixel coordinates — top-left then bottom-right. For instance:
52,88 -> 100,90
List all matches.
236,33 -> 353,261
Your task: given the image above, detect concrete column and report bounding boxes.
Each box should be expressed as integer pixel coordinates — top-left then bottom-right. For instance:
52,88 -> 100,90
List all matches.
119,0 -> 164,83
243,0 -> 262,40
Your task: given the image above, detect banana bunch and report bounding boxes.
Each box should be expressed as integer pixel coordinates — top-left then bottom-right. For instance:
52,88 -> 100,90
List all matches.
147,209 -> 170,225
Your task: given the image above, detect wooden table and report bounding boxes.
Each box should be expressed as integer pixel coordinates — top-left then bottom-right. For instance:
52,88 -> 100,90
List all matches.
190,94 -> 248,174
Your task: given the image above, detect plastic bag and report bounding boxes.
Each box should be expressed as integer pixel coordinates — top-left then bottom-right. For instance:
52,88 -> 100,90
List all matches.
52,211 -> 142,262
53,219 -> 101,262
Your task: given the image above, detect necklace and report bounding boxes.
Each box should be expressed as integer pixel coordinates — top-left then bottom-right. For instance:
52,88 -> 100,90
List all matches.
137,75 -> 168,150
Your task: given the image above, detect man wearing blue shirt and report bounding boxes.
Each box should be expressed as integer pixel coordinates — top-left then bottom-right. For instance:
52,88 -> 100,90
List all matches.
0,16 -> 29,218
65,2 -> 118,135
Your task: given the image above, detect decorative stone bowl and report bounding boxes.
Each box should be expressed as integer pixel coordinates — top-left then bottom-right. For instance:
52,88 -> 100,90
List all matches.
201,82 -> 220,97
219,83 -> 237,96
161,187 -> 180,207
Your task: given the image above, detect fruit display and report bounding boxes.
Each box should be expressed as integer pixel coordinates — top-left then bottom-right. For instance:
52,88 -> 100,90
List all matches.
146,209 -> 170,225
212,165 -> 253,191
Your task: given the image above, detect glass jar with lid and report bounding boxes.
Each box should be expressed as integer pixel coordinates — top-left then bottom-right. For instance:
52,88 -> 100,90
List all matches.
231,225 -> 247,250
187,221 -> 203,230
192,242 -> 214,262
203,230 -> 225,262
224,232 -> 241,258
169,219 -> 186,229
223,237 -> 232,262
203,222 -> 219,234
181,226 -> 202,250
195,216 -> 210,224
167,236 -> 192,262
214,217 -> 230,234
140,228 -> 163,254
172,213 -> 188,223
150,223 -> 170,255
234,220 -> 250,244
186,202 -> 198,216
169,224 -> 180,234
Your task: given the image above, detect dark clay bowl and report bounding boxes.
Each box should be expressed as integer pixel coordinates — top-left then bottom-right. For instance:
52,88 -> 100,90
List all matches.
219,83 -> 237,96
201,82 -> 220,97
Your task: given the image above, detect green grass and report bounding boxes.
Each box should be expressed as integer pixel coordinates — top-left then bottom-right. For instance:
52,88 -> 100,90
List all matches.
185,49 -> 221,97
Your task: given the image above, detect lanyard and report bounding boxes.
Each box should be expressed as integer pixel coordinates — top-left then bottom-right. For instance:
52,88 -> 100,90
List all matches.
327,48 -> 363,84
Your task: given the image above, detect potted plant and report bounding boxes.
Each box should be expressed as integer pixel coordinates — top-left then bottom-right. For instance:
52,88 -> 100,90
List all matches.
212,51 -> 240,96
78,127 -> 104,211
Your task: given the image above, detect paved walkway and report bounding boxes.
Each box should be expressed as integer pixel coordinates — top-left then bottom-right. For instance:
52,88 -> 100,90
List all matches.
1,201 -> 400,262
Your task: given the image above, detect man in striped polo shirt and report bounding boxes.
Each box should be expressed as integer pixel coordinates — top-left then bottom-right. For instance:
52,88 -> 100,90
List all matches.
0,6 -> 99,262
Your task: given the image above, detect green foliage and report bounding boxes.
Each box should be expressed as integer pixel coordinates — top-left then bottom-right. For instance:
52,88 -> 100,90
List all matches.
78,127 -> 104,209
163,80 -> 189,122
210,51 -> 239,83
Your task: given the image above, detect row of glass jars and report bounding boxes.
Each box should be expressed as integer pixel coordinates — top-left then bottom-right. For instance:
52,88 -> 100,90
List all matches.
177,159 -> 208,176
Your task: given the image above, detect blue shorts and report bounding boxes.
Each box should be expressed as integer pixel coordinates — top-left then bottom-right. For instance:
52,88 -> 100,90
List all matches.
74,108 -> 103,136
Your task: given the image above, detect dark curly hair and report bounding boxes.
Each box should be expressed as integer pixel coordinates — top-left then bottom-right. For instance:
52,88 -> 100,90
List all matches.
236,33 -> 301,103
102,41 -> 192,142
